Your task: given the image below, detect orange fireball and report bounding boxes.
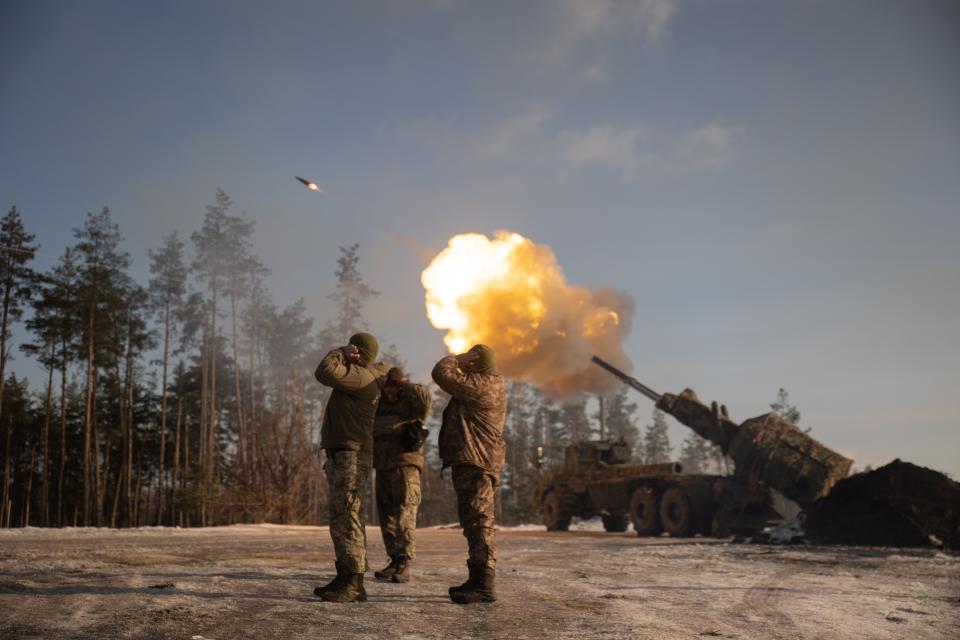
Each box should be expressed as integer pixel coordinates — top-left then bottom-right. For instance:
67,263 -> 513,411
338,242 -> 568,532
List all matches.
421,230 -> 634,397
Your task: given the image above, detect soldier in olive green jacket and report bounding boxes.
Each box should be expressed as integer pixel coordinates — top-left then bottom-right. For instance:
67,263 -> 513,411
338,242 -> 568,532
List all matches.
313,332 -> 389,603
372,367 -> 432,584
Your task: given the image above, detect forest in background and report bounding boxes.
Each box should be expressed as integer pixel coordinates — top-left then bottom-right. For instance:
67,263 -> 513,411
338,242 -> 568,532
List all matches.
0,191 -> 797,529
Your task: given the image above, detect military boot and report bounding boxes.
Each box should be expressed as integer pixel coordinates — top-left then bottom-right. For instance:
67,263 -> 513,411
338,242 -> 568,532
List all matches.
391,556 -> 410,583
450,567 -> 496,604
315,562 -> 367,601
448,561 -> 480,598
320,573 -> 366,603
313,561 -> 345,598
374,557 -> 398,581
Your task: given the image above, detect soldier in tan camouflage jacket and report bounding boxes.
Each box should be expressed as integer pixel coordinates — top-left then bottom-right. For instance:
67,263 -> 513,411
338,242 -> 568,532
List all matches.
372,367 -> 432,583
431,344 -> 507,604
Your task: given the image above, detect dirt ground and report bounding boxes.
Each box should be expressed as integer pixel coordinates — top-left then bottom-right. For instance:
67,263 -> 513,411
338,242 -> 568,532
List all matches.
1,524 -> 957,639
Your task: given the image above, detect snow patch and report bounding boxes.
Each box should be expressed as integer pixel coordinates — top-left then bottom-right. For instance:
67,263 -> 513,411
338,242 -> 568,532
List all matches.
761,516 -> 807,544
569,517 -> 606,532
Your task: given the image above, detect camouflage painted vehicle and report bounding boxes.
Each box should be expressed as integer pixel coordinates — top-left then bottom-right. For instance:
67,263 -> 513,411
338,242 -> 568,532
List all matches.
533,439 -> 779,537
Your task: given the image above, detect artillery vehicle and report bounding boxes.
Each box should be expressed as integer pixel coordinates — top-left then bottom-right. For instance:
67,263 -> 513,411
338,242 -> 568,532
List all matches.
533,357 -> 853,537
533,438 -> 778,536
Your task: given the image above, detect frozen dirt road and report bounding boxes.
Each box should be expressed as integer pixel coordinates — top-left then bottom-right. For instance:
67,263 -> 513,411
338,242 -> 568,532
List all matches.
0,524 -> 957,639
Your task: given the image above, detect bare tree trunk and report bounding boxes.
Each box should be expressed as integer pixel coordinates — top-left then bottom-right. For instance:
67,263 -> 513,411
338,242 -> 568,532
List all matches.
0,254 -> 13,528
208,279 -> 218,526
58,350 -> 67,527
157,302 -> 171,525
171,393 -> 182,526
94,388 -> 104,527
41,350 -> 53,526
183,410 -> 190,528
133,465 -> 142,527
231,292 -> 247,477
83,303 -> 95,526
248,300 -> 258,502
199,328 -> 209,527
110,466 -> 122,527
124,328 -> 135,527
23,448 -> 36,527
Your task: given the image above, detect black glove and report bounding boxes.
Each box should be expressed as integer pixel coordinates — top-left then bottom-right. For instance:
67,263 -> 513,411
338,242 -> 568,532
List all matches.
401,420 -> 429,452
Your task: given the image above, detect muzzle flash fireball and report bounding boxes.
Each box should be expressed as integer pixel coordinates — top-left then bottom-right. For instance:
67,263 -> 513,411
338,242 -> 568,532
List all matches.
421,230 -> 635,397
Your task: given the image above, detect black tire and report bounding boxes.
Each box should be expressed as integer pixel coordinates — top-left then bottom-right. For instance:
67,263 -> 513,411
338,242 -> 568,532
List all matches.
542,490 -> 572,531
630,486 -> 662,536
660,486 -> 695,537
601,513 -> 629,532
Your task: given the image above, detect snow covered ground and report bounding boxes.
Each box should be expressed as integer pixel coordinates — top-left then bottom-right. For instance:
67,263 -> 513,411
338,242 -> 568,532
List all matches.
1,524 -> 957,639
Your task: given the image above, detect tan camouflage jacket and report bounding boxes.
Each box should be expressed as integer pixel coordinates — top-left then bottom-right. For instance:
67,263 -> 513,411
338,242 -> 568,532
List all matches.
316,349 -> 389,451
431,356 -> 507,474
373,382 -> 432,471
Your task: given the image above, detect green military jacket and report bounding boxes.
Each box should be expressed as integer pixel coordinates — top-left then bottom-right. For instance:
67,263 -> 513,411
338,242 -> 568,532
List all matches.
373,383 -> 432,471
316,348 -> 389,451
432,355 -> 507,474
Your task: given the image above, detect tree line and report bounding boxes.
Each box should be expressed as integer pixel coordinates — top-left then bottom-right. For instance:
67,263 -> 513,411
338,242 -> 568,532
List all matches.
0,194 -> 798,528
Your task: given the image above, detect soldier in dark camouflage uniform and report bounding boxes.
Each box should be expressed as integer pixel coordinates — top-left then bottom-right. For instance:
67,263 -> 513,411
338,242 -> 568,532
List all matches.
432,344 -> 507,604
313,333 -> 389,603
372,367 -> 432,583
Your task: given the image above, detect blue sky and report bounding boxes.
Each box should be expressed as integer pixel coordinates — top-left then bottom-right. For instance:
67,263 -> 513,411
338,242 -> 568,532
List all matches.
2,0 -> 958,476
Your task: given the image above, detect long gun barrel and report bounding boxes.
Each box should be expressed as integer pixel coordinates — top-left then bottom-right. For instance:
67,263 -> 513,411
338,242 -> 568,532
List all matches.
591,354 -> 853,507
591,356 -> 661,402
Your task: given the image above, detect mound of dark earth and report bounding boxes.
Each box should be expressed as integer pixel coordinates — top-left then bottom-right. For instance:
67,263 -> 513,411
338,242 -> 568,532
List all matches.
803,459 -> 960,549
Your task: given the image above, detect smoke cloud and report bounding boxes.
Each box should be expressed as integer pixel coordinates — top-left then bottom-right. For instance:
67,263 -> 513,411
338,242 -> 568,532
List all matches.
421,230 -> 634,398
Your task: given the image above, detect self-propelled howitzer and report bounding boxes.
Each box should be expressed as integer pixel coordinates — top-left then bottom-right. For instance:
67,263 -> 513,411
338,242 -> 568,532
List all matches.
591,356 -> 853,508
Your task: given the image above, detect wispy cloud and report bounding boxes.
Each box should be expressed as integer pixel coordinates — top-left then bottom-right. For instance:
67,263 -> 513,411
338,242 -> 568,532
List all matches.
559,0 -> 676,44
581,64 -> 608,82
474,106 -> 550,158
527,0 -> 677,77
676,119 -> 738,169
557,124 -> 648,172
555,119 -> 740,176
399,110 -> 737,178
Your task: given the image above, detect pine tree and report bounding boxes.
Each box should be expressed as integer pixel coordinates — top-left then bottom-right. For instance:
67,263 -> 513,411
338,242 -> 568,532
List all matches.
148,233 -> 187,524
241,274 -> 275,494
503,382 -> 535,522
327,243 -> 379,338
0,206 -> 38,527
72,208 -> 133,526
22,270 -> 64,526
559,398 -> 591,443
603,386 -> 642,461
679,433 -> 712,473
643,408 -> 672,463
533,390 -> 564,469
771,387 -> 810,434
46,249 -> 81,525
191,188 -> 255,523
770,388 -> 801,424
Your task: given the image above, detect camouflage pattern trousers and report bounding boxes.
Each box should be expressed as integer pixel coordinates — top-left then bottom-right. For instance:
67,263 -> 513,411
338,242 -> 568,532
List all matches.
375,465 -> 422,559
452,463 -> 499,571
324,448 -> 372,574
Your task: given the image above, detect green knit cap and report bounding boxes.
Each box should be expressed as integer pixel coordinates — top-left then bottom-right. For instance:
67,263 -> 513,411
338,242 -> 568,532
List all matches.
469,344 -> 496,373
349,332 -> 379,362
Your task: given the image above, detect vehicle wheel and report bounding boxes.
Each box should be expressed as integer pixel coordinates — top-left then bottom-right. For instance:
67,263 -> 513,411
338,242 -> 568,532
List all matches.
629,486 -> 662,536
601,513 -> 629,532
542,490 -> 572,531
659,486 -> 694,536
